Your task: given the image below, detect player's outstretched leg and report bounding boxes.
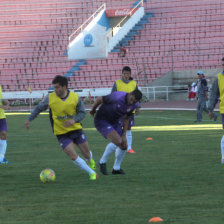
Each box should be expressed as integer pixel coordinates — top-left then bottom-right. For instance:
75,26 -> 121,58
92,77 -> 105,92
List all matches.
0,138 -> 10,164
126,130 -> 135,153
64,142 -> 98,180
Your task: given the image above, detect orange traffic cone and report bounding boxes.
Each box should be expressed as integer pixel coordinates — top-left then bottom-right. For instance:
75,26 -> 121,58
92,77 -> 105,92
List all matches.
149,217 -> 163,222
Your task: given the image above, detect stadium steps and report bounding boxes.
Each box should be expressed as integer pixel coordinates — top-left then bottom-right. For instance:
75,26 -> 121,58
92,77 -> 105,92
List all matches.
111,11 -> 154,51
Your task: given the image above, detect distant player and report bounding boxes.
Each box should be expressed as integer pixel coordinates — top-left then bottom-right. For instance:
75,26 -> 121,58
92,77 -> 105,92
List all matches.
111,66 -> 140,153
195,70 -> 217,122
24,75 -> 97,180
208,57 -> 224,163
0,85 -> 10,164
90,89 -> 142,175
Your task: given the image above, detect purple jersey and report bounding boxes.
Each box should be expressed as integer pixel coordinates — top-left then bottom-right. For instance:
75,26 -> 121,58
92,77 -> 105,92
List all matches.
95,92 -> 138,124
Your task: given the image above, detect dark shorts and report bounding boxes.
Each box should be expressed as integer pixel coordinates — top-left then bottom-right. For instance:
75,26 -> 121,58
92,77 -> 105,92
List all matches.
0,118 -> 8,132
94,119 -> 123,138
56,129 -> 87,150
120,114 -> 135,128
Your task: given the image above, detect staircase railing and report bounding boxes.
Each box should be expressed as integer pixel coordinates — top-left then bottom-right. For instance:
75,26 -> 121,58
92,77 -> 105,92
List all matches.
106,0 -> 144,42
69,3 -> 106,44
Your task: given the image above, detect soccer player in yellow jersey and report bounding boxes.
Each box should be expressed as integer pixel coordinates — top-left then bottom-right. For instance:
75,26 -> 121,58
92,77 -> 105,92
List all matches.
208,57 -> 224,164
0,85 -> 10,164
24,75 -> 97,180
111,66 -> 140,153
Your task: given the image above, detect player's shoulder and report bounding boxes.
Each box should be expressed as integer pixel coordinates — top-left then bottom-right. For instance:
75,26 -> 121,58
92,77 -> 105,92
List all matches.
217,72 -> 224,78
130,79 -> 137,84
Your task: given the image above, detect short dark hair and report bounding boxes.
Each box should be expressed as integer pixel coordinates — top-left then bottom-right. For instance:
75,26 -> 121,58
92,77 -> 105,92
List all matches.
52,75 -> 68,87
122,66 -> 131,73
131,89 -> 142,101
222,57 -> 224,61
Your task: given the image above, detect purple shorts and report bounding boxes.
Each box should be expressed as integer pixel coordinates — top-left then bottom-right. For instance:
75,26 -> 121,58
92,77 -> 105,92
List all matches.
94,119 -> 123,139
56,129 -> 87,150
0,118 -> 8,132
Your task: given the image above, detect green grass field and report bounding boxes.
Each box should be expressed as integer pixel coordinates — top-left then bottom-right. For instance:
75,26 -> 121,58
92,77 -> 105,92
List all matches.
1,110 -> 224,224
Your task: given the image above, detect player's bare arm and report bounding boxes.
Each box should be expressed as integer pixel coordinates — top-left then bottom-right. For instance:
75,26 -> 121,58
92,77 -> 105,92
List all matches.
89,97 -> 103,116
24,120 -> 30,130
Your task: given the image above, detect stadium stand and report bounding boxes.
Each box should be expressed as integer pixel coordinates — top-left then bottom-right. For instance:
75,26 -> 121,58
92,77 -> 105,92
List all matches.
0,0 -> 224,91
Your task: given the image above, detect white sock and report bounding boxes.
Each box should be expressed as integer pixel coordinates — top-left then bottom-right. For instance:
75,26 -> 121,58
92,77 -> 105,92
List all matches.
85,150 -> 93,162
100,143 -> 117,164
113,148 -> 126,170
126,130 -> 132,151
89,150 -> 93,160
0,140 -> 7,162
73,156 -> 95,175
221,136 -> 224,160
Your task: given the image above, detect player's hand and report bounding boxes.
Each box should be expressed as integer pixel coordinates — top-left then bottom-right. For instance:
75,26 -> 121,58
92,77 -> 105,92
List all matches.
63,119 -> 75,127
24,120 -> 30,130
89,109 -> 96,116
135,108 -> 140,115
208,111 -> 213,119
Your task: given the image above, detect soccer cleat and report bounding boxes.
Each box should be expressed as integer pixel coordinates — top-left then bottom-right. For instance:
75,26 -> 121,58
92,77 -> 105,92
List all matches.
98,162 -> 108,175
127,149 -> 136,153
112,169 -> 125,175
0,158 -> 11,164
89,173 -> 98,180
88,158 -> 96,170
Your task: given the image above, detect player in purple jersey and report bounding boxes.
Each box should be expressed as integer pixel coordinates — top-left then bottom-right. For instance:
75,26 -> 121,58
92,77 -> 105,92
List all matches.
111,66 -> 140,154
90,89 -> 142,175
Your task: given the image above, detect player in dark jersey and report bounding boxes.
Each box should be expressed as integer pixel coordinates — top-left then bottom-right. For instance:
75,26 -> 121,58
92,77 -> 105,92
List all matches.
90,89 -> 142,175
111,66 -> 140,153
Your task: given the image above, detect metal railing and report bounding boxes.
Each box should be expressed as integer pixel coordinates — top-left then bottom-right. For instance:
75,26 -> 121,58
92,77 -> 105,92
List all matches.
140,85 -> 188,101
106,0 -> 144,41
68,3 -> 106,44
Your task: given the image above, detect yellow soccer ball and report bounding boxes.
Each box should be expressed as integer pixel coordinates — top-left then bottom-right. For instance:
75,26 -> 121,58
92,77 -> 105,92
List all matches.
40,168 -> 56,183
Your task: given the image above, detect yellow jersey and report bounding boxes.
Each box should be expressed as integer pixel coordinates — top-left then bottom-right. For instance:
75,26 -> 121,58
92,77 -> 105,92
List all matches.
115,79 -> 137,93
49,91 -> 82,135
0,85 -> 6,119
218,73 -> 224,113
